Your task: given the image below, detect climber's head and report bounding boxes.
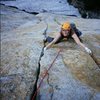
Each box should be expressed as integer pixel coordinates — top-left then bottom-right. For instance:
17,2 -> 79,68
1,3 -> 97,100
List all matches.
61,22 -> 71,31
61,22 -> 71,36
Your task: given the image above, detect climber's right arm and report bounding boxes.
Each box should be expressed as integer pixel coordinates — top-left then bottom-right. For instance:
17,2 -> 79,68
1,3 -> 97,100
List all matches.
44,33 -> 61,50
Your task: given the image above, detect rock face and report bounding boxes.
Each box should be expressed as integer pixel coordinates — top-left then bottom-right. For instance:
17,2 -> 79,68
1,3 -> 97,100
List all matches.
67,0 -> 100,18
0,0 -> 81,17
1,4 -> 100,100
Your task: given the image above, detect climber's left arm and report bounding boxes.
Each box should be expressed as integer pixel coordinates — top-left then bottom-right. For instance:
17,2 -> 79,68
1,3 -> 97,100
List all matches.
72,33 -> 92,54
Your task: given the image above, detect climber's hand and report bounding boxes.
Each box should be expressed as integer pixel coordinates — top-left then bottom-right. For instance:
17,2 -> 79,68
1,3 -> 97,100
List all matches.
44,47 -> 47,51
85,47 -> 92,54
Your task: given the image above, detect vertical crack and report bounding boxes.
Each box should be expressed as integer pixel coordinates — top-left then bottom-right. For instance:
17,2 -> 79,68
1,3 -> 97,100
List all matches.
30,22 -> 48,100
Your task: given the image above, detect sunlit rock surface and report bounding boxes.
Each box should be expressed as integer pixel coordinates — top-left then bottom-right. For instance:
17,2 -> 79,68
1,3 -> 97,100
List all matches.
1,4 -> 100,100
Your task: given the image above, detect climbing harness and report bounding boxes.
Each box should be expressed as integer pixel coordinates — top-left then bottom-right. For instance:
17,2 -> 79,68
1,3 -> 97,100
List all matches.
32,49 -> 62,100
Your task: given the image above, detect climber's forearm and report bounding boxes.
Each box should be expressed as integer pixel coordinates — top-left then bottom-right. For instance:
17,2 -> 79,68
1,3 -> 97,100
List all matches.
45,33 -> 61,50
72,33 -> 92,54
46,41 -> 55,49
77,42 -> 86,49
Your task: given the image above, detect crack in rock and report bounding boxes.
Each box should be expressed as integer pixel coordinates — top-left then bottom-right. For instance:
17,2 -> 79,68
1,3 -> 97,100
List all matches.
0,4 -> 39,15
30,22 -> 48,100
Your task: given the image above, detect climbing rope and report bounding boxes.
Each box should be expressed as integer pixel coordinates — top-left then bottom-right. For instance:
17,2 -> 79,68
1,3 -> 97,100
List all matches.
32,49 -> 62,100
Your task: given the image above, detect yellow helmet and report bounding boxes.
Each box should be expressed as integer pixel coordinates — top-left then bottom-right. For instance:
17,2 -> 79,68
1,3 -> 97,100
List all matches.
62,22 -> 71,30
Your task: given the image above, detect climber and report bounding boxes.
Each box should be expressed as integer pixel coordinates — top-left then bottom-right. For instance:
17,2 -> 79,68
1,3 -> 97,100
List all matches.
44,22 -> 92,54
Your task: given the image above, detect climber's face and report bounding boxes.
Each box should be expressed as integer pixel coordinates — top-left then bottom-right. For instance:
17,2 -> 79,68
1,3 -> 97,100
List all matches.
62,29 -> 70,36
